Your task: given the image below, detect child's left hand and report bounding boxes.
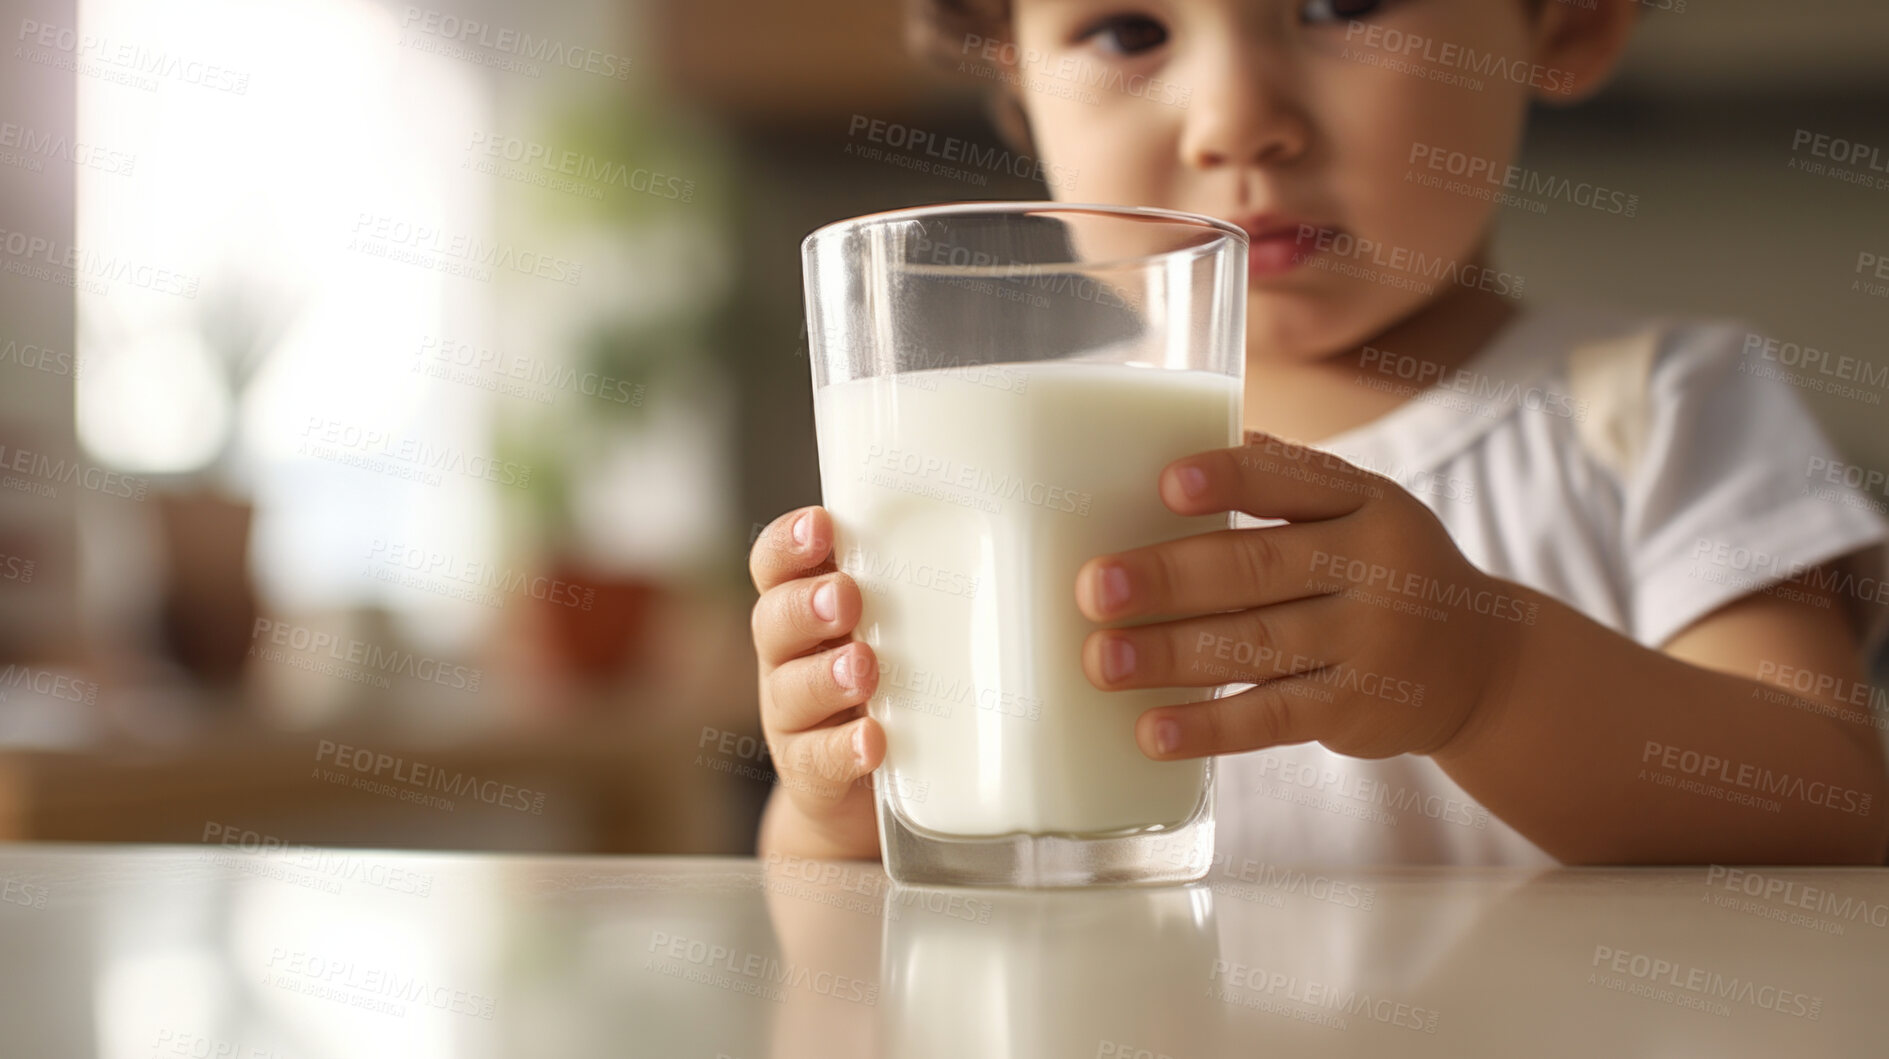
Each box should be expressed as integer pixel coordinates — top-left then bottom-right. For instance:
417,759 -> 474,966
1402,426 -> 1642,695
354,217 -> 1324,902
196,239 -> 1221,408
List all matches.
1078,430 -> 1540,762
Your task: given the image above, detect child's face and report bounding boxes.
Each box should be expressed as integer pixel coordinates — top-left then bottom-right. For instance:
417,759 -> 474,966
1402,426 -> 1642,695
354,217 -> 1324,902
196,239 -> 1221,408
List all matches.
1009,0 -> 1552,361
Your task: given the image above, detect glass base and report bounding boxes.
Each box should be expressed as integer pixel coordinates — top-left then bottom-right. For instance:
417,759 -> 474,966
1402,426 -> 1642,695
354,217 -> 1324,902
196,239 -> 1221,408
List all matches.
875,768 -> 1215,889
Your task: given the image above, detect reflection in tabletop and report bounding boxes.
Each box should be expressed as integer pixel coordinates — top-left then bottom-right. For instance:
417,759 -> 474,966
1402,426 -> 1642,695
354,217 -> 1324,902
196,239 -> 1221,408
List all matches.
0,846 -> 1885,1057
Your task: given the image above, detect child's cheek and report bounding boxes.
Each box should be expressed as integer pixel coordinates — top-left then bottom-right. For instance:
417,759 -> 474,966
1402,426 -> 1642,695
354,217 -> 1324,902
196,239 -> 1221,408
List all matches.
1028,101 -> 1169,207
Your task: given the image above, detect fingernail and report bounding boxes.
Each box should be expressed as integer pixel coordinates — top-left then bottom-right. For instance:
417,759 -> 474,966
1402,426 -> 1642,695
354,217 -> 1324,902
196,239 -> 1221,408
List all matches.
1097,564 -> 1131,611
792,513 -> 813,549
1176,465 -> 1209,499
812,582 -> 838,622
1102,637 -> 1135,682
832,650 -> 855,690
1153,718 -> 1181,755
851,725 -> 868,766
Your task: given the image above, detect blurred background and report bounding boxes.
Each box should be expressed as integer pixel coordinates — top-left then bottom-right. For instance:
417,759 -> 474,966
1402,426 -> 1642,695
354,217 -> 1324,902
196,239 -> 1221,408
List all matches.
0,0 -> 1885,855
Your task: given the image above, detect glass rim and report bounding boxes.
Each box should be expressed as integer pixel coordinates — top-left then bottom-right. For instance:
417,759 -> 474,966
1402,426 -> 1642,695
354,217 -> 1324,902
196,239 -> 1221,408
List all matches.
801,200 -> 1249,275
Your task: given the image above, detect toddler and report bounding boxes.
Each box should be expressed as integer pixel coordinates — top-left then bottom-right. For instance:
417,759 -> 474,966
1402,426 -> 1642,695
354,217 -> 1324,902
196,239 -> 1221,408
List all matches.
747,0 -> 1889,866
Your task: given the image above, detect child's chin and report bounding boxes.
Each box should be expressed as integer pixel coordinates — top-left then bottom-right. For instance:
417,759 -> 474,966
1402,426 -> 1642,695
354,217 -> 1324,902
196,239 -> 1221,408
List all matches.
1243,330 -> 1349,365
1244,292 -> 1373,360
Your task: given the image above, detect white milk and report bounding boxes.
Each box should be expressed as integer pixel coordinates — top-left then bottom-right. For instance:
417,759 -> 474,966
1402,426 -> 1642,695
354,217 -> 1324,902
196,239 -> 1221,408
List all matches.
814,359 -> 1240,837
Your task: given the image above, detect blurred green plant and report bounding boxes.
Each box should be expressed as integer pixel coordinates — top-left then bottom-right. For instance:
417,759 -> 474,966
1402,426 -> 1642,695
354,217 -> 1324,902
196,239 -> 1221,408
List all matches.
491,85 -> 734,557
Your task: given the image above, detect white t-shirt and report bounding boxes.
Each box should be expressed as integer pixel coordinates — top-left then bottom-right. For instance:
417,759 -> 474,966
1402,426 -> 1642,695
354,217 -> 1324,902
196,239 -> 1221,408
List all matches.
1214,304 -> 1889,866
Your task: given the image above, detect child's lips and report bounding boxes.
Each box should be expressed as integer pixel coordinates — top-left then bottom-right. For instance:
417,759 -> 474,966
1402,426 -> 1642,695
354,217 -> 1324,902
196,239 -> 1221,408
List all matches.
1235,217 -> 1341,279
1248,231 -> 1308,277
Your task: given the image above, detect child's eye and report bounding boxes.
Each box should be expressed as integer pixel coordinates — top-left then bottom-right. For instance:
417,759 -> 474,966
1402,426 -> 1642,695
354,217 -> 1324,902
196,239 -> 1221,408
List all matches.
1075,14 -> 1170,57
1300,0 -> 1392,23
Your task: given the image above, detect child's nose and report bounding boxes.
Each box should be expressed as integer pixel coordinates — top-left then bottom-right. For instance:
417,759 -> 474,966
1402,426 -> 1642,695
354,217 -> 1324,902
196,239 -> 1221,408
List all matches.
1179,52 -> 1312,171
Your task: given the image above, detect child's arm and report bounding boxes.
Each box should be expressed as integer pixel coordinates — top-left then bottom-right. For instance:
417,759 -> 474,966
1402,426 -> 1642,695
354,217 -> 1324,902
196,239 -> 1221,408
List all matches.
1430,571 -> 1887,864
1075,432 -> 1889,865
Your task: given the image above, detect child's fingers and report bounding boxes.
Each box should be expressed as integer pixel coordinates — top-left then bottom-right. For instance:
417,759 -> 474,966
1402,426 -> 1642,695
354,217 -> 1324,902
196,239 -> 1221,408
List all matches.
771,717 -> 883,805
1081,594 -> 1352,692
750,506 -> 834,594
1134,677 -> 1322,761
1161,431 -> 1387,524
1075,521 -> 1352,624
766,642 -> 878,734
752,572 -> 861,669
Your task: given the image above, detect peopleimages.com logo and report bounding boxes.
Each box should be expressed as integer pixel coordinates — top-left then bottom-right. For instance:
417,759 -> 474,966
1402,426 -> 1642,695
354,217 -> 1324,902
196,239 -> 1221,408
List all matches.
398,7 -> 632,79
0,119 -> 136,177
0,663 -> 99,705
251,619 -> 484,692
1406,142 -> 1639,217
13,18 -> 251,95
846,114 -> 1079,191
1342,21 -> 1575,95
315,739 -> 546,814
463,132 -> 694,203
957,33 -> 1192,108
1641,740 -> 1873,816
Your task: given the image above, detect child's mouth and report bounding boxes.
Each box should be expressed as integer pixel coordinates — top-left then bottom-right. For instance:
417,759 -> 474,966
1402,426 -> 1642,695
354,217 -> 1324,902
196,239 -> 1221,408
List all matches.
1233,216 -> 1341,279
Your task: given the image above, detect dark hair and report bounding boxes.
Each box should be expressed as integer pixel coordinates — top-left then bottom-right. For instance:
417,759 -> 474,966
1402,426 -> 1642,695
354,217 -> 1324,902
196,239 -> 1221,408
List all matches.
905,0 -> 1010,62
904,0 -> 1038,155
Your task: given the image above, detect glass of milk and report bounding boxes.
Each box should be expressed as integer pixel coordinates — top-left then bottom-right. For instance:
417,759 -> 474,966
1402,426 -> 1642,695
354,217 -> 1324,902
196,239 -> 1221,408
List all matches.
801,202 -> 1247,887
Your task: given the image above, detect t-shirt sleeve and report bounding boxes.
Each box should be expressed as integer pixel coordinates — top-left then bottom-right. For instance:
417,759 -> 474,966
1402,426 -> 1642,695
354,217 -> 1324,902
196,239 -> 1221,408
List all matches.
1622,321 -> 1889,651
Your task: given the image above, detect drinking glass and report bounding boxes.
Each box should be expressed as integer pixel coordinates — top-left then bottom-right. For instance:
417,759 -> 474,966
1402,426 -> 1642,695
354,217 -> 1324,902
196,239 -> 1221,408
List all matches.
801,202 -> 1247,887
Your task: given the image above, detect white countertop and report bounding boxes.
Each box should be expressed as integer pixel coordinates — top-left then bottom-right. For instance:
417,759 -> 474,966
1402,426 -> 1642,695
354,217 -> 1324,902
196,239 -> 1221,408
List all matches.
0,845 -> 1883,1057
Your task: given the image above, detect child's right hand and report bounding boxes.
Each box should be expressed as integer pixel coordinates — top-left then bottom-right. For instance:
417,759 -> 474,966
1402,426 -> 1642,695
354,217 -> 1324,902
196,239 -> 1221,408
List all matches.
749,505 -> 885,860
